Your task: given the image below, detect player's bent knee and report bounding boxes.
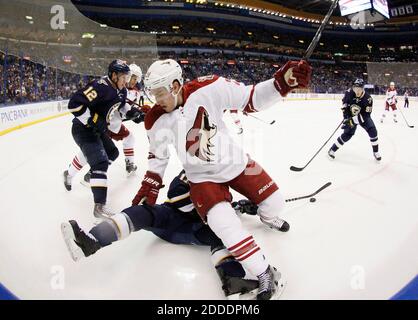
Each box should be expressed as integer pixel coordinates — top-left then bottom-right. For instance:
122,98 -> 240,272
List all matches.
257,190 -> 285,219
367,126 -> 377,138
91,160 -> 108,173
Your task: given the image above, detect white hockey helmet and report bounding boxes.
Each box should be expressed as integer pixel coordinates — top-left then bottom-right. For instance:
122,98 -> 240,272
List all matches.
144,59 -> 183,101
129,63 -> 142,83
390,81 -> 395,86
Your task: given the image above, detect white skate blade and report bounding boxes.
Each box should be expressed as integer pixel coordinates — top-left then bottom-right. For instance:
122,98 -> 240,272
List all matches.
61,222 -> 84,262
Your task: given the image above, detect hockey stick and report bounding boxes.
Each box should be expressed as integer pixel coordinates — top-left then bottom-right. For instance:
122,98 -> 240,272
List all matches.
288,1 -> 340,172
397,108 -> 415,128
245,113 -> 276,125
290,119 -> 344,171
285,182 -> 332,203
303,0 -> 339,60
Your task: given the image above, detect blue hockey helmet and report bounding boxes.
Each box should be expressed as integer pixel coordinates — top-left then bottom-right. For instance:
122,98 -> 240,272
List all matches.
108,59 -> 130,78
353,78 -> 365,88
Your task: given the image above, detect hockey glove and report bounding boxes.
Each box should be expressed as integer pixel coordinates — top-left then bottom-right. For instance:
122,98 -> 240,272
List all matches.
132,171 -> 163,206
273,60 -> 312,97
86,114 -> 107,135
232,199 -> 259,215
342,117 -> 356,130
126,108 -> 145,124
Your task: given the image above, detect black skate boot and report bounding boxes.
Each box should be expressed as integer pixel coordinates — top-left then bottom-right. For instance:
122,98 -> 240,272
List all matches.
374,152 -> 382,162
259,216 -> 290,232
216,266 -> 259,300
63,170 -> 72,191
84,170 -> 91,183
328,149 -> 336,160
61,220 -> 101,262
125,159 -> 137,175
257,265 -> 286,300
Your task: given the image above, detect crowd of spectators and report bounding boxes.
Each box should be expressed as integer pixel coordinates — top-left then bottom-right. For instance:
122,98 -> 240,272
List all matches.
89,15 -> 418,63
0,52 -> 95,105
1,49 -> 417,106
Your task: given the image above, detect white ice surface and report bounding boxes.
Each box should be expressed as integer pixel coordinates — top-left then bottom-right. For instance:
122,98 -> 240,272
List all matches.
0,97 -> 417,299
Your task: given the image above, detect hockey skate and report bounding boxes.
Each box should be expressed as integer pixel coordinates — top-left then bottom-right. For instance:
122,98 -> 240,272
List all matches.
327,149 -> 336,160
257,265 -> 286,300
125,158 -> 137,176
374,152 -> 382,162
237,127 -> 243,135
393,117 -> 398,123
93,203 -> 116,223
259,216 -> 290,232
216,267 -> 259,300
63,170 -> 72,191
61,220 -> 101,262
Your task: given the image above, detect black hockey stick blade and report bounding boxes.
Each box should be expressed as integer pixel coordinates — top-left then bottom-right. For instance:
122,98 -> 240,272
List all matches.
289,165 -> 304,172
285,182 -> 332,202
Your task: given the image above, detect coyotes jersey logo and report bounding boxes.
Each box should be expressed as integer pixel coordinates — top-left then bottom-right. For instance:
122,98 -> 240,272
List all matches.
186,106 -> 217,162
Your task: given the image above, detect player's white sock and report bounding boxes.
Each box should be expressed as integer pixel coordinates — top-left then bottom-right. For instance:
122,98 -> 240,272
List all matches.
68,153 -> 87,177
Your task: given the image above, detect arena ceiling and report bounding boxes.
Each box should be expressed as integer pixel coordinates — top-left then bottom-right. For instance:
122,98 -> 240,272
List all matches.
264,0 -> 416,16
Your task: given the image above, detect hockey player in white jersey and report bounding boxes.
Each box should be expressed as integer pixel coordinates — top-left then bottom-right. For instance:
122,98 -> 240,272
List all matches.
131,59 -> 312,299
381,82 -> 398,123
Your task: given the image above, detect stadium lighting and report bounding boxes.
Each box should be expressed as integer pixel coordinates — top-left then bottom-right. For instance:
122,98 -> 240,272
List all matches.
299,40 -> 304,44
131,25 -> 139,29
100,24 -> 107,28
25,16 -> 33,20
82,33 -> 95,39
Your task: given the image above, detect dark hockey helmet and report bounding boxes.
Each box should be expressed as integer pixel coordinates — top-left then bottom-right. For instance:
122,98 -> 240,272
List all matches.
353,78 -> 365,88
108,59 -> 130,78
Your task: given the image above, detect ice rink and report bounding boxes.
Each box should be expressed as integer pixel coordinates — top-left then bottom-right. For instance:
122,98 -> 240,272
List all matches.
1,97 -> 417,299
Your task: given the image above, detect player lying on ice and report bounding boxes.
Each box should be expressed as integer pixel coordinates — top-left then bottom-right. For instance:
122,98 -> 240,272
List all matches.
61,170 -> 284,300
130,58 -> 312,299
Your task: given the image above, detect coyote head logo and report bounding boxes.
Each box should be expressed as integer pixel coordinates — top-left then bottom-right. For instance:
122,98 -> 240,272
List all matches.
186,106 -> 217,162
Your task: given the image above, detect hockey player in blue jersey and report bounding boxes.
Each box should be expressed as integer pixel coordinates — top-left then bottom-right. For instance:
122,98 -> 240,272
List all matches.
328,78 -> 381,162
67,60 -> 143,220
61,170 -> 271,300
